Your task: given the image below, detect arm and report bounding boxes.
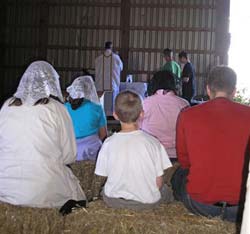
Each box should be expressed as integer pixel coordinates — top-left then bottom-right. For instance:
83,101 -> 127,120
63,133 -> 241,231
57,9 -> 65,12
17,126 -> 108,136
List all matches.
176,112 -> 190,169
156,176 -> 163,189
98,106 -> 107,141
99,126 -> 107,141
58,105 -> 77,165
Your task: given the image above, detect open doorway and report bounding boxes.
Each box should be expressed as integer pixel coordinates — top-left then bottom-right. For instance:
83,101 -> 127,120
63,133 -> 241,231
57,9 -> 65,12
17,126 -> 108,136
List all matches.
229,0 -> 250,98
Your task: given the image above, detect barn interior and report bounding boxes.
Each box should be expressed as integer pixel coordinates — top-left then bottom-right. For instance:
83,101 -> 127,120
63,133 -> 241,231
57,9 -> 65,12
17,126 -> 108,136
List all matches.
0,1 -> 242,234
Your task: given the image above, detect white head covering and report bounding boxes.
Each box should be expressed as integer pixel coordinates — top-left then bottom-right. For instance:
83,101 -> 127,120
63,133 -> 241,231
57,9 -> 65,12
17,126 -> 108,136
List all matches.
14,61 -> 63,105
67,76 -> 100,104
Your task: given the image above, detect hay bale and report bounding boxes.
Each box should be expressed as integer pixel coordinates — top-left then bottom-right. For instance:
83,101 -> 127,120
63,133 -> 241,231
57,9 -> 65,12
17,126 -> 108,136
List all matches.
64,201 -> 237,234
70,161 -> 105,201
70,160 -> 96,200
0,162 -> 238,234
0,201 -> 237,234
0,203 -> 63,234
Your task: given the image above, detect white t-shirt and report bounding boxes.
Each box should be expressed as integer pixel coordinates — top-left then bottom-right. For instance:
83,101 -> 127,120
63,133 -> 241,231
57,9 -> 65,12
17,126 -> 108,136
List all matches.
95,130 -> 172,204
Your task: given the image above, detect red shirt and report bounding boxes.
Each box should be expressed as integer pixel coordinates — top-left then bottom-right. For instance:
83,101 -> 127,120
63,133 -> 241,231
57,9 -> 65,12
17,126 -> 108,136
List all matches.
177,97 -> 250,205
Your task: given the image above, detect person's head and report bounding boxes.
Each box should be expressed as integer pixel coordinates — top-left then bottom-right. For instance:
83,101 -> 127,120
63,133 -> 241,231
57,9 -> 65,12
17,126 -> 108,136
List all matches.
178,51 -> 188,64
206,66 -> 237,100
147,71 -> 176,96
9,61 -> 63,106
67,76 -> 99,110
105,41 -> 113,50
163,48 -> 173,62
114,91 -> 143,124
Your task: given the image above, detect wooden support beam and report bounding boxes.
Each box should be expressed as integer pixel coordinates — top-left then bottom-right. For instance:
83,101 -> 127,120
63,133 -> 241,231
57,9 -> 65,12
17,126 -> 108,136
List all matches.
120,0 -> 131,82
215,0 -> 230,65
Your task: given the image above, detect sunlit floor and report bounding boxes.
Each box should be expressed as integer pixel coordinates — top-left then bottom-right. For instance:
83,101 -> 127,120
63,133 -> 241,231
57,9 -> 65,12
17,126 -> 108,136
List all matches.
229,0 -> 250,97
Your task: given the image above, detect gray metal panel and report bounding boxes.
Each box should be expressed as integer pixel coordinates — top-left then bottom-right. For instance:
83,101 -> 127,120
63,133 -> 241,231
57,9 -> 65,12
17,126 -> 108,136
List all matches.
2,0 -> 227,98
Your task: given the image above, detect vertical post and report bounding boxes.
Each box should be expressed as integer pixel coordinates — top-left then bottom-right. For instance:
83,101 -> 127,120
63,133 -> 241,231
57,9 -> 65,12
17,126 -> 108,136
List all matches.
120,0 -> 131,82
38,0 -> 49,60
0,2 -> 7,104
215,0 -> 230,65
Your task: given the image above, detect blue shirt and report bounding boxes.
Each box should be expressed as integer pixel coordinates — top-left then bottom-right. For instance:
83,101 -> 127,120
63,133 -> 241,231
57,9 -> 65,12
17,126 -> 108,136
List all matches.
65,100 -> 107,139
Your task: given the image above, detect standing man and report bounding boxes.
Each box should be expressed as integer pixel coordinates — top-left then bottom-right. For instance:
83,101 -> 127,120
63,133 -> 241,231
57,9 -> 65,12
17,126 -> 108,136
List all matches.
160,48 -> 181,93
95,41 -> 123,102
178,51 -> 196,103
171,66 -> 250,222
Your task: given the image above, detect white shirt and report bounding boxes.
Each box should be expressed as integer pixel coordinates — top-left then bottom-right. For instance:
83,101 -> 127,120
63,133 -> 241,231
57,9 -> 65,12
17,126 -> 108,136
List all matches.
95,51 -> 123,96
95,130 -> 172,204
0,98 -> 86,207
241,164 -> 250,234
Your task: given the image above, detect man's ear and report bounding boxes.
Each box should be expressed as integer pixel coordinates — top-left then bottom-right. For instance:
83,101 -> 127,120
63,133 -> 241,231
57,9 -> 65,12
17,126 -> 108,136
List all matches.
113,112 -> 119,121
139,110 -> 144,119
206,85 -> 211,99
231,88 -> 237,98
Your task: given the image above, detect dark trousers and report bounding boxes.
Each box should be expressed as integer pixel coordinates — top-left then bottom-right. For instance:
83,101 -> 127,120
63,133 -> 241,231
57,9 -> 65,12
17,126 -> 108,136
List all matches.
171,168 -> 239,222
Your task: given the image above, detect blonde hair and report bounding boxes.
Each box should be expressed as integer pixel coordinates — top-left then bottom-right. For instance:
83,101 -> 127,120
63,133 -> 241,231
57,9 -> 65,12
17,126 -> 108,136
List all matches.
115,91 -> 142,123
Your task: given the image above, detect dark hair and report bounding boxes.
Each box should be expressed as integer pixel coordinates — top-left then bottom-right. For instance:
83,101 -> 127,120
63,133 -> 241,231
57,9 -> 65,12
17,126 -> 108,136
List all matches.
179,51 -> 188,59
69,97 -> 84,110
115,91 -> 142,123
207,66 -> 237,95
8,95 -> 62,107
105,41 -> 113,50
147,71 -> 176,96
163,48 -> 173,57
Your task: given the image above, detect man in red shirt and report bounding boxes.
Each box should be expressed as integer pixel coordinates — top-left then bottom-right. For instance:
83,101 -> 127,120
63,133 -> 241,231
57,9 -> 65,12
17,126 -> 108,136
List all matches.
171,66 -> 250,222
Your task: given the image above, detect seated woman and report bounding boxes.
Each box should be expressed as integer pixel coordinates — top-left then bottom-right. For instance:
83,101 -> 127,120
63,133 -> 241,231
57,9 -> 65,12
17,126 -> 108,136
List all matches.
140,71 -> 189,161
0,61 -> 86,208
65,76 -> 107,161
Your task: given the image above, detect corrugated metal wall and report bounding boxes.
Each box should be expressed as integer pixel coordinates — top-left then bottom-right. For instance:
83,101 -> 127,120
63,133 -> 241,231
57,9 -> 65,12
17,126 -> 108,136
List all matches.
1,0 -> 230,101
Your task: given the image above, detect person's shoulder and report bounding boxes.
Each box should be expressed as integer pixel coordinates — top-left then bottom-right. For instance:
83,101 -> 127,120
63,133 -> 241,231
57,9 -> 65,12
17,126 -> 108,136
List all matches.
139,130 -> 163,146
173,95 -> 189,105
231,101 -> 250,115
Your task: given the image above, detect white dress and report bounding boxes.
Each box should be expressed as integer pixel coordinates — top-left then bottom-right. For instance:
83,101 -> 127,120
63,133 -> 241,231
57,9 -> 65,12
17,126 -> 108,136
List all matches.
95,52 -> 123,99
0,98 -> 86,208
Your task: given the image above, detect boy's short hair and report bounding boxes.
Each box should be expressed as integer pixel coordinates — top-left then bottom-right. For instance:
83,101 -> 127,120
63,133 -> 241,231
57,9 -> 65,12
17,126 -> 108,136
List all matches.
178,51 -> 188,59
115,91 -> 142,123
207,66 -> 237,95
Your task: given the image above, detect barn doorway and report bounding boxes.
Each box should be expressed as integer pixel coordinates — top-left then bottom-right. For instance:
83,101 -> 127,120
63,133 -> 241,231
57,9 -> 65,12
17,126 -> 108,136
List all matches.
229,0 -> 250,97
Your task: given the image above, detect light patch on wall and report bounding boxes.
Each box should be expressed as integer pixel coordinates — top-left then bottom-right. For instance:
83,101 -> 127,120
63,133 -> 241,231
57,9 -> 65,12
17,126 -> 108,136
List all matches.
229,0 -> 250,97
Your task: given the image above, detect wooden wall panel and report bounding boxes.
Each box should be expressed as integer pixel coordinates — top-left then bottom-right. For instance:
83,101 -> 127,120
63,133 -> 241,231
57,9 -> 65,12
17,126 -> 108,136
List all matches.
1,0 -> 230,101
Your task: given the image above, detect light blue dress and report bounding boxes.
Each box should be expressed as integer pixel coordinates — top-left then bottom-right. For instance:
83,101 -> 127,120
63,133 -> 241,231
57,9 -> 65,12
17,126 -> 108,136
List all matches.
65,100 -> 107,161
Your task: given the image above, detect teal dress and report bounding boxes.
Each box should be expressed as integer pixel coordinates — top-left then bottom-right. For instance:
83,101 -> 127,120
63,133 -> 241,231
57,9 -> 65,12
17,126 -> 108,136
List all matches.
65,100 -> 107,160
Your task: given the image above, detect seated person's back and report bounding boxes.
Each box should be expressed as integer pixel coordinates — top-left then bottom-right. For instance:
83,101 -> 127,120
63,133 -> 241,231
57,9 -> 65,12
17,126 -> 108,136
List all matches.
0,61 -> 86,207
65,76 -> 107,161
141,71 -> 189,159
178,95 -> 250,204
95,91 -> 172,208
172,65 -> 250,222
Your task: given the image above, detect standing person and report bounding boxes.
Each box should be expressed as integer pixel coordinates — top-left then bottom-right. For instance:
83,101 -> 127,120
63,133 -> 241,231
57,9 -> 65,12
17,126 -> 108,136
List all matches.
140,71 -> 189,161
0,61 -> 86,207
178,51 -> 196,103
95,91 -> 173,210
65,76 -> 107,161
171,66 -> 250,222
160,48 -> 181,87
95,41 -> 123,103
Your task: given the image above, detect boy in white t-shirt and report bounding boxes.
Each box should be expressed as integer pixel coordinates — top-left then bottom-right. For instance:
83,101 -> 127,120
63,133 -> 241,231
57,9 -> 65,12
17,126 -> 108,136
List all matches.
95,90 -> 173,210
